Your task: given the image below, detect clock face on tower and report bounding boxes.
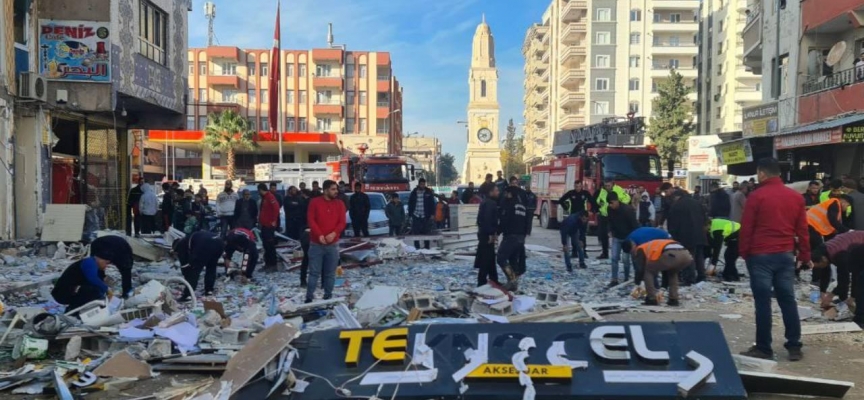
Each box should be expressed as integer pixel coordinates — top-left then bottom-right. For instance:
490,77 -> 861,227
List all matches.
477,128 -> 493,143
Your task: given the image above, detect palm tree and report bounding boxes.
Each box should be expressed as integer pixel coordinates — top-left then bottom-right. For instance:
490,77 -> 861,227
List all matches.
202,110 -> 258,180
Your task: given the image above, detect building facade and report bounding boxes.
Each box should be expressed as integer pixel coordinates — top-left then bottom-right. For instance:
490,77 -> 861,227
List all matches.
402,135 -> 441,177
146,46 -> 404,180
522,0 -> 700,164
7,0 -> 189,239
463,17 -> 503,184
696,0 -> 762,135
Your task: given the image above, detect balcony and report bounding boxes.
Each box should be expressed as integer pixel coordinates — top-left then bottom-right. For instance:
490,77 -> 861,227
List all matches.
539,68 -> 550,85
377,79 -> 391,92
559,92 -> 585,107
652,20 -> 699,32
798,69 -> 864,123
206,46 -> 240,61
194,101 -> 240,115
651,43 -> 699,55
733,88 -> 762,103
561,21 -> 587,44
313,75 -> 344,89
559,45 -> 586,67
561,0 -> 588,22
802,0 -> 864,34
559,113 -> 585,129
206,74 -> 240,88
376,106 -> 396,119
541,49 -> 550,63
559,69 -> 586,87
652,0 -> 700,10
312,49 -> 343,62
313,102 -> 344,117
650,65 -> 698,78
742,12 -> 763,74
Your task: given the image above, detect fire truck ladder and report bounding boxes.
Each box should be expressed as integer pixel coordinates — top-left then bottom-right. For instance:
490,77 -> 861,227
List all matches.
551,117 -> 646,156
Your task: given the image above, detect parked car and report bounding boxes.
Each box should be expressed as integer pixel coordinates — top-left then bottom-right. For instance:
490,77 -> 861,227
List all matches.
344,192 -> 390,237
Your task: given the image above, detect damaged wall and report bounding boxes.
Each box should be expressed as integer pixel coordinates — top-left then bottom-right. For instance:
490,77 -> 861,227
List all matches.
0,98 -> 13,240
13,108 -> 47,239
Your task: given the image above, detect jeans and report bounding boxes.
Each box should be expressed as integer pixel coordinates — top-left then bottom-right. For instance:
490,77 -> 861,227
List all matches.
561,229 -> 585,270
306,243 -> 339,301
219,216 -> 234,237
610,237 -> 631,281
389,225 -> 400,236
746,252 -> 801,354
411,216 -> 431,249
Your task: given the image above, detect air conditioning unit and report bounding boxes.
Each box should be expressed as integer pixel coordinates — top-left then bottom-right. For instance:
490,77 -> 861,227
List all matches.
18,73 -> 47,102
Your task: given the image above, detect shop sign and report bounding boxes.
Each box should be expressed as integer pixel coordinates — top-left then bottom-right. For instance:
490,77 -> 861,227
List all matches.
38,20 -> 111,82
716,141 -> 753,166
774,130 -> 842,150
742,103 -> 779,138
687,135 -> 722,172
292,322 -> 746,399
842,122 -> 864,143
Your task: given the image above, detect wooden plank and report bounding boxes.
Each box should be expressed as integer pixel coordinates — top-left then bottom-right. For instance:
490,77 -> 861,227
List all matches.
739,370 -> 854,398
163,354 -> 230,364
581,304 -> 604,322
801,322 -> 862,335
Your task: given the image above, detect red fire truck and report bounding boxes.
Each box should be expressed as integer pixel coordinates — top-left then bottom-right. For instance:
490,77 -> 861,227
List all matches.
531,116 -> 664,229
327,155 -> 420,192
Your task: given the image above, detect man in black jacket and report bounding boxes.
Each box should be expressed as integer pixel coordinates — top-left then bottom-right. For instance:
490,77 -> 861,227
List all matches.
708,182 -> 732,218
461,182 -> 476,204
497,186 -> 529,290
668,190 -> 708,284
348,182 -> 371,237
172,231 -> 225,300
126,178 -> 144,236
409,179 -> 436,249
233,190 -> 258,230
523,181 -> 538,236
558,180 -> 597,257
607,192 -> 640,287
475,185 -> 500,286
161,182 -> 174,232
283,186 -> 304,240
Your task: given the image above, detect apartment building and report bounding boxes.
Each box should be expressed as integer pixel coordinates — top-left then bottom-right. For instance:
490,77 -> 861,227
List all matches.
522,0 -> 700,164
149,46 -> 403,179
696,0 -> 762,136
402,136 -> 441,177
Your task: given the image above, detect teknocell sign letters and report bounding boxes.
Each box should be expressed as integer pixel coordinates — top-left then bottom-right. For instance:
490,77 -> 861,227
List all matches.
289,322 -> 746,399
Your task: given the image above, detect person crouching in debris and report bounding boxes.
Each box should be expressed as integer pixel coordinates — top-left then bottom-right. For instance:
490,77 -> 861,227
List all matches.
53,235 -> 134,312
497,185 -> 529,291
708,218 -> 742,281
628,239 -> 692,306
172,231 -> 225,300
224,228 -> 259,280
475,184 -> 500,286
812,230 -> 864,326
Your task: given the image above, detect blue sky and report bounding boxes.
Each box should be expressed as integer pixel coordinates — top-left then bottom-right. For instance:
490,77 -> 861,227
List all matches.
187,0 -> 549,170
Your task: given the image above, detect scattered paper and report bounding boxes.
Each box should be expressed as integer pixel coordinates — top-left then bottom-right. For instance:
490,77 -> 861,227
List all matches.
153,322 -> 200,353
513,296 -> 536,313
119,327 -> 155,340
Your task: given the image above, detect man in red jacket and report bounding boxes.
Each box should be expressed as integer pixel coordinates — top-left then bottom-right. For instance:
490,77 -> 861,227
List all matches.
258,183 -> 281,272
305,180 -> 346,303
739,158 -> 810,362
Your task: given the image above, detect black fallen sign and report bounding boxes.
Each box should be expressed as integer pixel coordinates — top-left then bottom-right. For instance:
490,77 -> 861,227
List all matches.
289,321 -> 746,399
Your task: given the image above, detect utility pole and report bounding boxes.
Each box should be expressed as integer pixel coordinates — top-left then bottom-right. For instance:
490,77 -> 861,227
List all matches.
205,2 -> 216,47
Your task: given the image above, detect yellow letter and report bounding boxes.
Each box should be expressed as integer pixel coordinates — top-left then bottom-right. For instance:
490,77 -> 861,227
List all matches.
371,327 -> 408,362
340,330 -> 375,365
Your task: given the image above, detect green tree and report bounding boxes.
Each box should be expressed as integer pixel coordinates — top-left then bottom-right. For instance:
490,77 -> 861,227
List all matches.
202,110 -> 259,180
648,70 -> 694,175
500,119 -> 526,178
437,153 -> 459,185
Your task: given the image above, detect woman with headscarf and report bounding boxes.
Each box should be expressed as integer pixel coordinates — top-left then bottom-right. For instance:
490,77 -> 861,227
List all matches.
52,235 -> 134,312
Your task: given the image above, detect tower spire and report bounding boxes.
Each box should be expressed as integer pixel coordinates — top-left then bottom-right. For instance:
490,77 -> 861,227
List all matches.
482,13 -> 485,24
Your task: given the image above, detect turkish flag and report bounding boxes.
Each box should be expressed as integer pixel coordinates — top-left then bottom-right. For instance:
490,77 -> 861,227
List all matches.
268,2 -> 281,135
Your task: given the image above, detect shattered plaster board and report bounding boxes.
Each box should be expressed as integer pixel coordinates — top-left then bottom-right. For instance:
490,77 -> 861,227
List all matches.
40,205 -> 86,242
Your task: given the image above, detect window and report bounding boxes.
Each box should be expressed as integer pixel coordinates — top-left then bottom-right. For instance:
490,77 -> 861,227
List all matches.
299,63 -> 307,77
630,9 -> 642,21
359,91 -> 367,104
755,83 -> 762,91
360,65 -> 368,78
187,88 -> 193,102
651,81 -> 657,93
347,91 -> 355,104
481,80 -> 487,97
629,56 -> 640,67
316,64 -> 332,77
286,118 -> 296,131
199,62 -> 207,75
299,90 -> 307,104
286,63 -> 293,77
221,89 -> 237,102
376,118 -> 389,134
298,117 -> 307,131
198,116 -> 208,129
596,8 -> 611,21
198,88 -> 207,102
669,59 -> 680,68
286,90 -> 294,104
346,118 -> 356,133
221,62 -> 237,75
138,0 -> 168,64
629,78 -> 640,91
596,55 -> 610,68
316,118 -> 332,132
188,61 -> 194,74
669,36 -> 680,46
260,63 -> 268,77
719,21 -> 724,33
653,13 -> 661,23
247,62 -> 256,76
593,101 -> 610,114
629,102 -> 640,114
247,89 -> 256,104
671,14 -> 681,23
595,31 -> 611,45
186,116 -> 195,130
630,33 -> 641,44
259,89 -> 267,103
778,54 -> 789,96
261,119 -> 269,132
359,118 -> 367,133
248,118 -> 257,130
594,78 -> 609,91
717,42 -> 723,55
347,66 -> 355,78
316,90 -> 333,104
717,64 -> 723,75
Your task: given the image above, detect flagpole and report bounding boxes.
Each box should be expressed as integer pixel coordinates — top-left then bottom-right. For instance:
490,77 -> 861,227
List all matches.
276,0 -> 283,163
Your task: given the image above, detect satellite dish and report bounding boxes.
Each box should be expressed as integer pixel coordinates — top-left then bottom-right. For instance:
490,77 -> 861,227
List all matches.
826,41 -> 847,67
807,50 -> 821,77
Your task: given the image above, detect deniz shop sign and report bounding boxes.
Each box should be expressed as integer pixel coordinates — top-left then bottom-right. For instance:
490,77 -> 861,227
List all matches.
290,322 -> 746,400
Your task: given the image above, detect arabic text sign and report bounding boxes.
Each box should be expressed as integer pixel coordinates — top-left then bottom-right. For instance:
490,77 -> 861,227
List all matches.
716,141 -> 753,166
774,130 -> 842,150
293,322 -> 746,399
38,20 -> 111,82
742,102 -> 778,138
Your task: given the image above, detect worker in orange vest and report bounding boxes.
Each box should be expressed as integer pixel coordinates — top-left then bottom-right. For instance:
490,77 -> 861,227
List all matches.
808,195 -> 853,308
630,239 -> 693,307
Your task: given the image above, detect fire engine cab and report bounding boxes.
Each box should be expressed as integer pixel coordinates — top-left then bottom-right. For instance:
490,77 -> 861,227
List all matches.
531,116 -> 664,229
327,154 -> 419,192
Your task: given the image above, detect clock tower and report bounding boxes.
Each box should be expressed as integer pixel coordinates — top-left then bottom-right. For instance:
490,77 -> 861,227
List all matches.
462,15 -> 502,184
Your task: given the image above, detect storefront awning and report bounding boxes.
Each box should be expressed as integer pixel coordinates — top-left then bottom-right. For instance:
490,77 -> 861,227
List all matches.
775,113 -> 864,137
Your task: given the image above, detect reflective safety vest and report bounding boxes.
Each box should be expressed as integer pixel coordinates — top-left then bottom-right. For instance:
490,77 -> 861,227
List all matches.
597,185 -> 632,217
710,219 -> 740,239
636,239 -> 680,262
821,190 -> 853,216
807,198 -> 842,236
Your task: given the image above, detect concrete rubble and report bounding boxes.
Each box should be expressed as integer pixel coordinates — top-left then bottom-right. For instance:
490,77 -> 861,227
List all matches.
0,232 -> 857,398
